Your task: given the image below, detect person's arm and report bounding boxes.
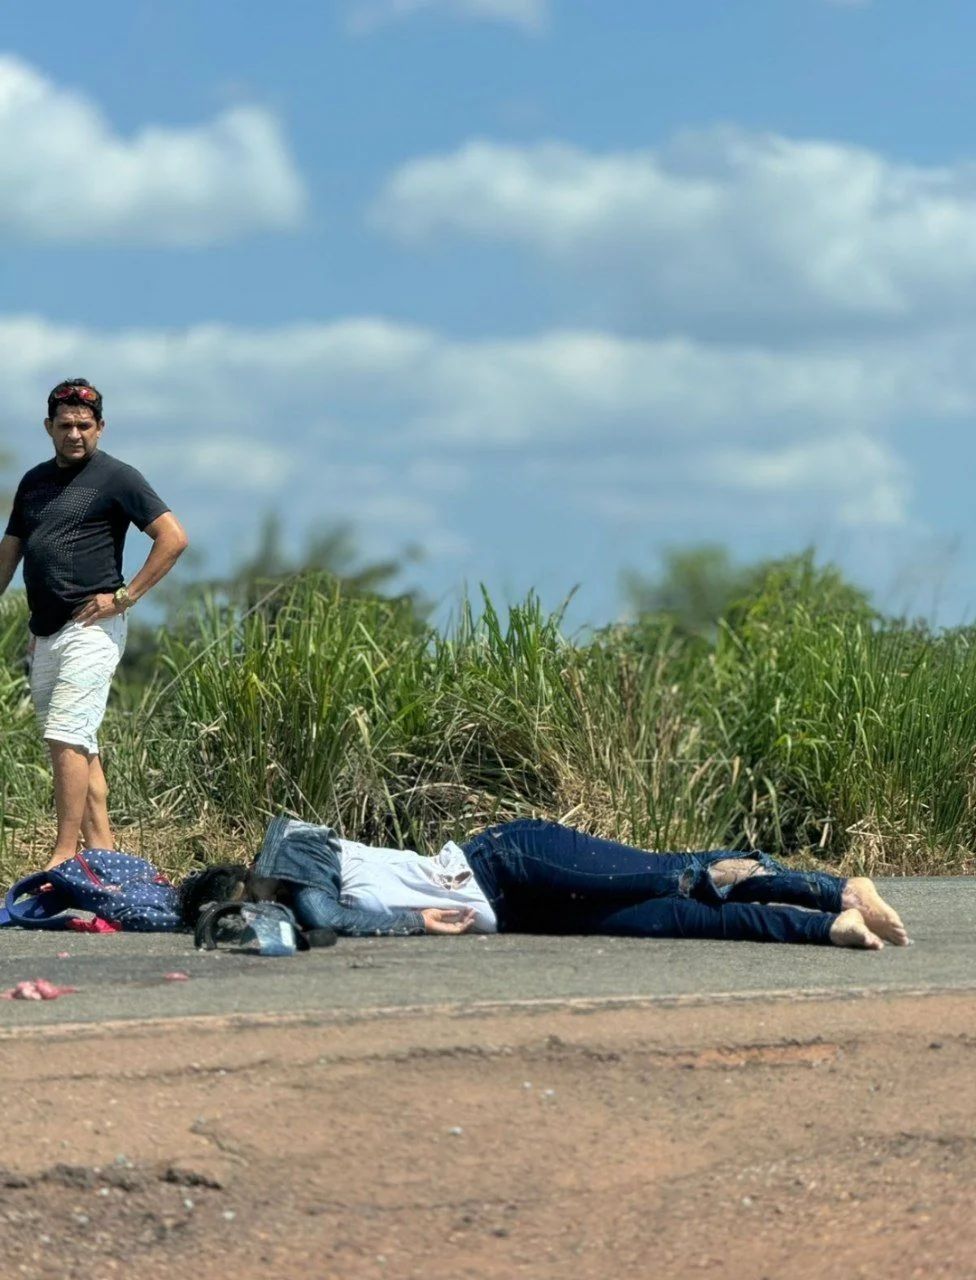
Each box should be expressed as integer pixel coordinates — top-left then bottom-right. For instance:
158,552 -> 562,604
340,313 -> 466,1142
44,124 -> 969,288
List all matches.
286,872 -> 476,936
125,511 -> 189,604
0,534 -> 23,598
292,889 -> 474,937
74,512 -> 189,625
291,880 -> 429,937
421,908 -> 476,934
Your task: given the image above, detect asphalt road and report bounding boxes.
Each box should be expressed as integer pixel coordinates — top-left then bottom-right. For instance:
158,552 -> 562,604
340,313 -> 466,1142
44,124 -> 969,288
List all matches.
0,877 -> 972,1028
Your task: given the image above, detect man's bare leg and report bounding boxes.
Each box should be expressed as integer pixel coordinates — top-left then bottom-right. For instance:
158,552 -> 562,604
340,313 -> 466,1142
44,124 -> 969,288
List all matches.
46,741 -> 90,869
80,754 -> 114,851
81,752 -> 115,855
841,878 -> 910,946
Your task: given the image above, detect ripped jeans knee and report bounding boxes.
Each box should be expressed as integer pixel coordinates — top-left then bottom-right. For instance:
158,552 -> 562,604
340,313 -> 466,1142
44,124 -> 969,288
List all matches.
688,851 -> 845,915
679,851 -> 779,905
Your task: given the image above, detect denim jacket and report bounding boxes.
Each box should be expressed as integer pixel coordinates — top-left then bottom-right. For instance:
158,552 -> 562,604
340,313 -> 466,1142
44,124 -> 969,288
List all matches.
253,816 -> 426,937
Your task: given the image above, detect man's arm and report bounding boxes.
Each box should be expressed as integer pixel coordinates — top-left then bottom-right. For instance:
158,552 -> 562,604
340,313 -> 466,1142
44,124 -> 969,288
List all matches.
125,512 -> 189,605
73,512 -> 189,625
0,534 -> 23,599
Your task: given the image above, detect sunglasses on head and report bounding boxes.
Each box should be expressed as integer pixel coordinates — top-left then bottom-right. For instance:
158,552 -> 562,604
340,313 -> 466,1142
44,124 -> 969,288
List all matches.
50,385 -> 100,405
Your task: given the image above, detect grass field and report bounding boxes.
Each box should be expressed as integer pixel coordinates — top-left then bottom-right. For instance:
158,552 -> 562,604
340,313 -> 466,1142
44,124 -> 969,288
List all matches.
2,569 -> 975,883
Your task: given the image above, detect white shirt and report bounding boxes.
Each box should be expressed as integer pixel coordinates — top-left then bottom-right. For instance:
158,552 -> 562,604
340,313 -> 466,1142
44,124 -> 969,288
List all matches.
337,839 -> 498,933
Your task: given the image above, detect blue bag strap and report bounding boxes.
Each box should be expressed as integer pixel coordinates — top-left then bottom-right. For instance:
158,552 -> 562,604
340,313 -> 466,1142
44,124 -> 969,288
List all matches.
4,872 -> 74,930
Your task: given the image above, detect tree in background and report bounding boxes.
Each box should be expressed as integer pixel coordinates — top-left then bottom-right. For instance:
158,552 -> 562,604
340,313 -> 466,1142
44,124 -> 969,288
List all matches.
623,546 -> 746,639
116,513 -> 426,691
623,545 -> 876,640
219,513 -> 421,610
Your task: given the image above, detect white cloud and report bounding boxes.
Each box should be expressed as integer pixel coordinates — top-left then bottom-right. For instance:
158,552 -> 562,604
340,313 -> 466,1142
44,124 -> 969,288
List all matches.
0,314 -> 925,449
136,439 -> 298,492
532,428 -> 910,533
0,55 -> 306,246
0,313 -> 944,538
348,0 -> 547,34
373,130 -> 976,332
706,435 -> 909,527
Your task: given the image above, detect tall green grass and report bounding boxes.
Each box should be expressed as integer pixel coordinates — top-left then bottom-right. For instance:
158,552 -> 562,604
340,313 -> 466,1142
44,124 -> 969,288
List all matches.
1,573 -> 975,879
0,597 -> 49,881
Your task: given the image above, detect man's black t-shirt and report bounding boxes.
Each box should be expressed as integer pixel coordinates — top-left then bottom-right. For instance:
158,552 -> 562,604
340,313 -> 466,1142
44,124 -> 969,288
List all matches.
4,450 -> 170,637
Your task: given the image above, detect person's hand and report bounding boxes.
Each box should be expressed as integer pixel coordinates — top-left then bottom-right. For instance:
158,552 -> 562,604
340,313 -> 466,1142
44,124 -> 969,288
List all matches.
73,593 -> 123,626
421,907 -> 476,935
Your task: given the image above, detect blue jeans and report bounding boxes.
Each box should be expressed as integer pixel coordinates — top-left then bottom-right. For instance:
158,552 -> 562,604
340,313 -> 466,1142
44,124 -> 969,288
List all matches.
462,819 -> 845,946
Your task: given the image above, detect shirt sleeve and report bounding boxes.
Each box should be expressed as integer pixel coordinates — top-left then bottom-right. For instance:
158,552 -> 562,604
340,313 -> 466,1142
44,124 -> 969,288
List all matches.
113,464 -> 171,532
4,480 -> 26,539
292,881 -> 427,937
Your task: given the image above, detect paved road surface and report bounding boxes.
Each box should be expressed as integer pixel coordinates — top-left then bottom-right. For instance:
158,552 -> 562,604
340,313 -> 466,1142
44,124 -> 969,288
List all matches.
0,876 -> 972,1027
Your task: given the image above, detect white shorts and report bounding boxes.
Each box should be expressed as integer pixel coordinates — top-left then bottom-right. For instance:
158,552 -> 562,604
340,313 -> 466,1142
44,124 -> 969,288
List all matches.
29,615 -> 127,756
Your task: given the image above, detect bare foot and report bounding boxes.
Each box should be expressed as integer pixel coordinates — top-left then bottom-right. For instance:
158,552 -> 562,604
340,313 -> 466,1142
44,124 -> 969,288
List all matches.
842,877 -> 910,946
829,908 -> 884,951
43,852 -> 76,872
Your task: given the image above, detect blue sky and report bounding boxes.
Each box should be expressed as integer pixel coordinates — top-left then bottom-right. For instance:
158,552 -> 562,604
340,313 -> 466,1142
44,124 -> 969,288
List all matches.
3,0 -> 976,625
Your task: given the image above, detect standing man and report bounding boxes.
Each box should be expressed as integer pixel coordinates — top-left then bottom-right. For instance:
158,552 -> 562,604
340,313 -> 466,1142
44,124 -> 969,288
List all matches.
0,378 -> 188,869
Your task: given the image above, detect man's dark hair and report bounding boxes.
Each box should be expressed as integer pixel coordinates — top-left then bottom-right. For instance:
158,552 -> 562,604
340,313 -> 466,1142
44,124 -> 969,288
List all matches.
177,863 -> 249,927
47,377 -> 103,421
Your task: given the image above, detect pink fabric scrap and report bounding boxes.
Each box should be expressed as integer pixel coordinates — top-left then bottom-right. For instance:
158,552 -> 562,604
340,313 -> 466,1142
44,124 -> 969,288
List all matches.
66,917 -> 122,933
163,972 -> 190,982
0,979 -> 78,1001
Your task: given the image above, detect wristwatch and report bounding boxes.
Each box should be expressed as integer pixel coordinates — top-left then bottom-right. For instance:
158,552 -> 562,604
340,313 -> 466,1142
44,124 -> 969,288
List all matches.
113,585 -> 133,611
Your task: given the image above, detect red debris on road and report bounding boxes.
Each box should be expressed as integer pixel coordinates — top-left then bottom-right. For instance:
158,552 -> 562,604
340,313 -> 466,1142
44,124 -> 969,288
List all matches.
66,917 -> 122,933
0,979 -> 79,1001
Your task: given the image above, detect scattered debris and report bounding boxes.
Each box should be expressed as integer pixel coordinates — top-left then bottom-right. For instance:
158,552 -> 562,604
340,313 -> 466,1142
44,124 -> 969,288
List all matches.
0,979 -> 78,1001
164,1166 -> 224,1190
66,917 -> 122,933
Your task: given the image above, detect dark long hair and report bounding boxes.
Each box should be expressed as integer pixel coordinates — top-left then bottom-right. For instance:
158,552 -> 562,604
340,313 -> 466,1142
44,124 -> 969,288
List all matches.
177,864 -> 249,927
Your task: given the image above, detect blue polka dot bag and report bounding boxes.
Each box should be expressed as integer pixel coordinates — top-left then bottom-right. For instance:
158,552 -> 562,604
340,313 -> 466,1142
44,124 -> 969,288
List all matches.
3,850 -> 182,933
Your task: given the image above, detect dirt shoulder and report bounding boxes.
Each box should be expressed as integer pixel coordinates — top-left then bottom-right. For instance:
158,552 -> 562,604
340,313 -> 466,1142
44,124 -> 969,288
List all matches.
1,992 -> 974,1279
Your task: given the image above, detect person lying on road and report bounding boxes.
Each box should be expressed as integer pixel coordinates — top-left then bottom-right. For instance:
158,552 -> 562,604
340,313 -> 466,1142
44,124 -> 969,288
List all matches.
178,817 -> 909,950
